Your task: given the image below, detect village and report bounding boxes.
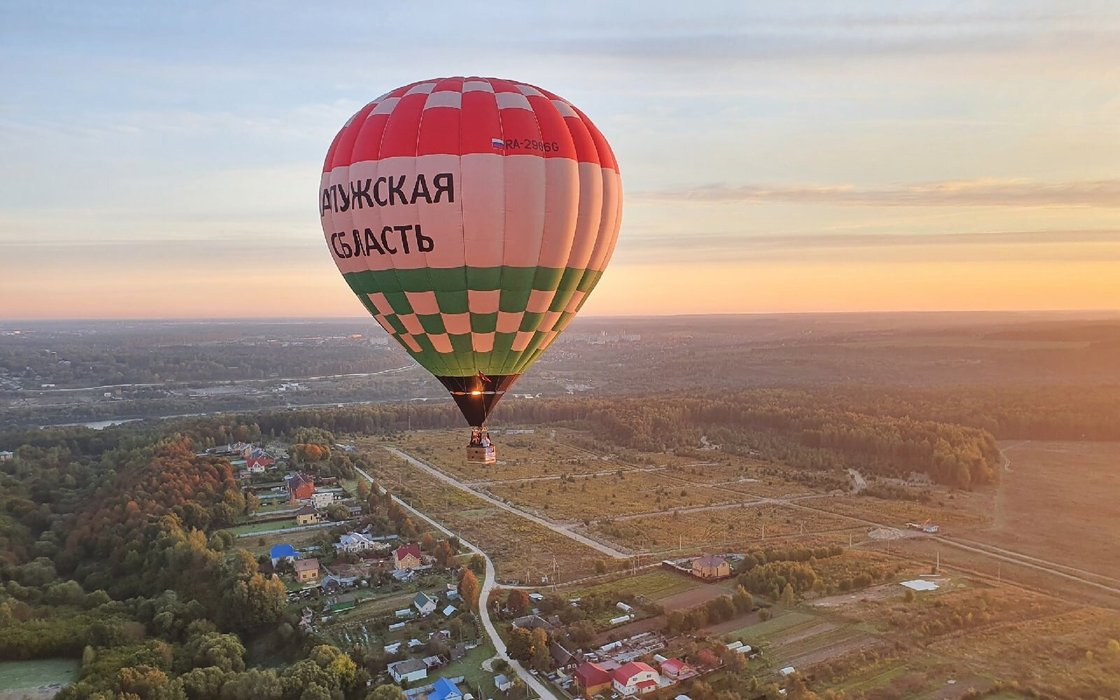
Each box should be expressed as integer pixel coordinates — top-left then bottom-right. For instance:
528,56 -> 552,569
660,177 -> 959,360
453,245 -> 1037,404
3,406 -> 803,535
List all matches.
205,441 -> 793,700
194,433 -> 998,700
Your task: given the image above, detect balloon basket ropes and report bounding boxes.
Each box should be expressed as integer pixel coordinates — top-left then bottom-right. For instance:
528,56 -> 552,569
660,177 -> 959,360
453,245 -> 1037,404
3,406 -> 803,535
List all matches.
466,428 -> 496,464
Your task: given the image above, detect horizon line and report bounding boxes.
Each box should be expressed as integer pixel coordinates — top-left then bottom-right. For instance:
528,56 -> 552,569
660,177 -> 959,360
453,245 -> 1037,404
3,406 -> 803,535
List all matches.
3,307 -> 1119,325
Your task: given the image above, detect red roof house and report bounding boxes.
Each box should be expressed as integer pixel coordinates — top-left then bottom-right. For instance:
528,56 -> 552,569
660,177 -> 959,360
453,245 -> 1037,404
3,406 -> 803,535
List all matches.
247,454 -> 275,471
575,662 -> 613,699
393,543 -> 423,571
612,661 -> 659,696
658,657 -> 696,681
288,473 -> 315,503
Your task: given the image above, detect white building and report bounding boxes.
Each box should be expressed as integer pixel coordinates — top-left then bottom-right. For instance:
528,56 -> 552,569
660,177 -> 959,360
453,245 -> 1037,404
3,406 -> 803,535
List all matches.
388,658 -> 428,684
612,662 -> 659,696
413,592 -> 437,616
336,532 -> 382,553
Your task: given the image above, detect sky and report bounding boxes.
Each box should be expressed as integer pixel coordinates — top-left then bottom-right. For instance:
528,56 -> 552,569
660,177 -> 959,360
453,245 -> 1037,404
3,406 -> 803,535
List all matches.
1,1 -> 1118,319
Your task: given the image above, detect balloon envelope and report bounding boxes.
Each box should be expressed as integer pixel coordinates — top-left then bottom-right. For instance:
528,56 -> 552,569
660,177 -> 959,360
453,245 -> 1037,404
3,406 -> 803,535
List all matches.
320,77 -> 622,426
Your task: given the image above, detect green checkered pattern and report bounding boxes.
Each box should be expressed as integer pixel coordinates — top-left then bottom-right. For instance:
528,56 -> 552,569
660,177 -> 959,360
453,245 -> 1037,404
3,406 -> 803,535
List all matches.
345,265 -> 603,377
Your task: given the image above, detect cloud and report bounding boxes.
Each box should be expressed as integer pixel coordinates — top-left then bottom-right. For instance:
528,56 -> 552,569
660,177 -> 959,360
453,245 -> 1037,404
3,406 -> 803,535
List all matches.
617,228 -> 1120,264
637,179 -> 1120,208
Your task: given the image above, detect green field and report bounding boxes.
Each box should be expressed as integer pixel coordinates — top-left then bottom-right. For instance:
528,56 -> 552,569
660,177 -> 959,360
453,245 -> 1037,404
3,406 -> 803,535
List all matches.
228,518 -> 297,535
572,569 -> 699,601
438,643 -> 498,696
723,610 -> 816,642
0,658 -> 79,692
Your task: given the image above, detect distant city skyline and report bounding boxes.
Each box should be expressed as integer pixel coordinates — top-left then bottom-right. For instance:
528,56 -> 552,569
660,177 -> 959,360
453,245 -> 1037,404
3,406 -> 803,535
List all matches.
2,1 -> 1117,319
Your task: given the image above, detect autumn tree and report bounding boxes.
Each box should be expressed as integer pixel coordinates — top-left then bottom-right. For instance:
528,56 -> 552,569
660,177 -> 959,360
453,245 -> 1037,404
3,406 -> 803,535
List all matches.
780,583 -> 797,606
368,684 -> 406,700
507,589 -> 530,617
459,568 -> 481,610
732,586 -> 754,614
434,541 -> 454,568
467,554 -> 486,576
530,627 -> 551,672
507,628 -> 534,662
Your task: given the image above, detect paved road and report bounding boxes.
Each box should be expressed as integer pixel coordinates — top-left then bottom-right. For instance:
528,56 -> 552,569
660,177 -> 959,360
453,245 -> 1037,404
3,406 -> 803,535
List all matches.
353,465 -> 557,700
385,446 -> 629,559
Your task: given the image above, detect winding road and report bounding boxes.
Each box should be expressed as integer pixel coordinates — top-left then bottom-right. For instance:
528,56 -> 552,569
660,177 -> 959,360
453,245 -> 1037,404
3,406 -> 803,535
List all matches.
353,465 -> 557,700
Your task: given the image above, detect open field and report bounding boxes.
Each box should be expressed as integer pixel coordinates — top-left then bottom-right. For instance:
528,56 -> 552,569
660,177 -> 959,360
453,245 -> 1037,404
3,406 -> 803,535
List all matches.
0,658 -> 78,699
796,574 -> 1120,697
228,518 -> 297,535
568,568 -> 702,601
355,440 -> 609,583
806,492 -> 992,531
589,502 -> 859,551
391,429 -> 636,482
975,441 -> 1120,580
487,470 -> 744,522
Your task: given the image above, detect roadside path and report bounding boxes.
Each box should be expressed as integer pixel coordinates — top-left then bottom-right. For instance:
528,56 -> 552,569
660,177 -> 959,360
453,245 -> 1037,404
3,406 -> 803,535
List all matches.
385,446 -> 629,559
353,465 -> 556,700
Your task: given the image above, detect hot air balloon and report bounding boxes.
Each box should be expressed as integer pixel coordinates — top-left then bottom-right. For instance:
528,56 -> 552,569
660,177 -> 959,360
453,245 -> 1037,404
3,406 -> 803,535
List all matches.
319,77 -> 622,462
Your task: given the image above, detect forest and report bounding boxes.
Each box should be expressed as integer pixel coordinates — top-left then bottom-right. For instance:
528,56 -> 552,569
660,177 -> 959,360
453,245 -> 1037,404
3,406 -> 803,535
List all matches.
0,419 -> 404,699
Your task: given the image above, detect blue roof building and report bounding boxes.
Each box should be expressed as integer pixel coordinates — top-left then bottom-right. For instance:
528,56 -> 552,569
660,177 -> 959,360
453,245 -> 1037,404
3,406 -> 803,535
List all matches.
428,678 -> 463,700
270,543 -> 297,565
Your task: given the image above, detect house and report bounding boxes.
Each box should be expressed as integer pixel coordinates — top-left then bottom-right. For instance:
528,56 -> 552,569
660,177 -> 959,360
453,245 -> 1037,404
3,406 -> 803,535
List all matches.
294,558 -> 320,583
428,678 -> 463,700
659,658 -> 696,682
612,662 -> 660,696
511,614 -> 554,631
312,491 -> 336,509
551,641 -> 580,670
494,674 -> 513,692
246,451 -> 274,472
337,531 -> 380,553
295,506 -> 323,526
413,592 -> 437,616
320,574 -> 359,592
691,554 -> 731,580
288,473 -> 315,504
394,543 -> 423,571
442,605 -> 457,617
0,451 -> 13,462
388,658 -> 428,684
270,543 -> 297,566
575,662 -> 613,699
